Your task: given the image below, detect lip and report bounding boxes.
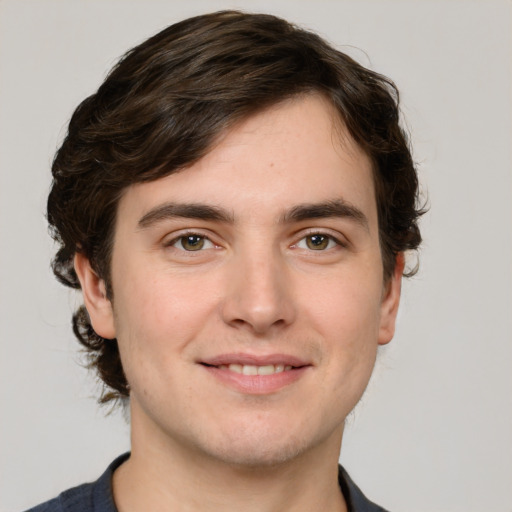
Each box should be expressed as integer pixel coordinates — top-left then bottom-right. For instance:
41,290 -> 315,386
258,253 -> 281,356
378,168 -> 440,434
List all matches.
199,353 -> 312,395
200,353 -> 310,367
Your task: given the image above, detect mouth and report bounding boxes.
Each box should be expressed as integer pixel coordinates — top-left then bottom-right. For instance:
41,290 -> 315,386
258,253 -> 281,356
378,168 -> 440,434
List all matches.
198,354 -> 311,394
202,362 -> 296,375
201,363 -> 302,375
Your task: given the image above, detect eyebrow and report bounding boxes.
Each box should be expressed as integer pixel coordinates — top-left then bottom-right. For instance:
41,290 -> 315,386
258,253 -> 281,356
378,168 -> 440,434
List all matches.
138,203 -> 234,229
137,199 -> 368,230
281,199 -> 369,230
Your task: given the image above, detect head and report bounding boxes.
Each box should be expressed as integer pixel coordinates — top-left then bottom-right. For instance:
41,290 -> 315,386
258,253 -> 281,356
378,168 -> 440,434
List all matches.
48,10 -> 422,404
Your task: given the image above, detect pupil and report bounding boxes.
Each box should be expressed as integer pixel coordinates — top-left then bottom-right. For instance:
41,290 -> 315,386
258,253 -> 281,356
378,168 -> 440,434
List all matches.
307,235 -> 328,250
183,236 -> 204,250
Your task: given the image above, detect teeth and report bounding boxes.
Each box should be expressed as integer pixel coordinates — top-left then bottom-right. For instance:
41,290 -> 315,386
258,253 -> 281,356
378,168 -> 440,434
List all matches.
242,365 -> 258,375
257,365 -> 275,376
222,363 -> 294,375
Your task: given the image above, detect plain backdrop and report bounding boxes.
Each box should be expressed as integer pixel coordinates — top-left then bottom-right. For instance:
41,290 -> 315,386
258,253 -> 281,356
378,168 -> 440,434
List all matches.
1,1 -> 511,511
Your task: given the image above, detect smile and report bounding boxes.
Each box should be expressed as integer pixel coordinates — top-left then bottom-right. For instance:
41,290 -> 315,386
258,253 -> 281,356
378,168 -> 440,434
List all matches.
216,364 -> 293,375
199,354 -> 311,394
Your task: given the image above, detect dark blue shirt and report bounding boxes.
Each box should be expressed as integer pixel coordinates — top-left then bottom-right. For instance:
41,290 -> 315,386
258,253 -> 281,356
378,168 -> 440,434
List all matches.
25,453 -> 389,512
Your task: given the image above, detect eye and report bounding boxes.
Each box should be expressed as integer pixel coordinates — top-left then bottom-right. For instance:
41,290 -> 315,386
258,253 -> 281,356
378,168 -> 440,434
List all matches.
170,234 -> 215,251
296,233 -> 339,251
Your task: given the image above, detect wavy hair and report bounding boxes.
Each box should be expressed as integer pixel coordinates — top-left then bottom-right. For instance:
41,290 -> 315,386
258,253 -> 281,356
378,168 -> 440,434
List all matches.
47,10 -> 424,403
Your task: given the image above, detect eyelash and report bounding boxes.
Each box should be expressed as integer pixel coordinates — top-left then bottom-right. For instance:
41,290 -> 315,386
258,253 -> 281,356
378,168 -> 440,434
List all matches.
165,230 -> 345,253
165,231 -> 216,252
293,231 -> 345,252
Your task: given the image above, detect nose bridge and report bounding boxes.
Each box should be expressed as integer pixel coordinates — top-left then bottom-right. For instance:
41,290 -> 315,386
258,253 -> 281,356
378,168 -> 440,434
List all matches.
222,239 -> 294,334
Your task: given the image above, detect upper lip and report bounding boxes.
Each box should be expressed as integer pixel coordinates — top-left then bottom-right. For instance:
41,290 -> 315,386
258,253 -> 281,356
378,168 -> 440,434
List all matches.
199,353 -> 311,367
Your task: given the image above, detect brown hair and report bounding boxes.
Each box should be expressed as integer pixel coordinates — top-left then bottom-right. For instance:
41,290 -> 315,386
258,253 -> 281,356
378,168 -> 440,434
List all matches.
47,10 -> 424,403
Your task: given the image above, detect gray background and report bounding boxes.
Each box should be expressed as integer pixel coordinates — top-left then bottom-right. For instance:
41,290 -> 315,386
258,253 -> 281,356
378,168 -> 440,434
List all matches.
1,1 -> 511,511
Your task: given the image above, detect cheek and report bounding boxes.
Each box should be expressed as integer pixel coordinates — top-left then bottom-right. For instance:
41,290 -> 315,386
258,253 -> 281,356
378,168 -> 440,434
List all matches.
112,267 -> 220,359
299,270 -> 383,384
301,268 -> 383,340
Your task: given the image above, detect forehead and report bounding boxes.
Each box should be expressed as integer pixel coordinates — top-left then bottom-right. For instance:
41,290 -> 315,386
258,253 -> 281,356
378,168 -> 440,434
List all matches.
117,94 -> 377,228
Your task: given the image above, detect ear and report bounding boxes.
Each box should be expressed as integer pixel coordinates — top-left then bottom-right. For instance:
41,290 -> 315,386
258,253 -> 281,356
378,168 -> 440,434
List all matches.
74,253 -> 116,339
378,253 -> 405,345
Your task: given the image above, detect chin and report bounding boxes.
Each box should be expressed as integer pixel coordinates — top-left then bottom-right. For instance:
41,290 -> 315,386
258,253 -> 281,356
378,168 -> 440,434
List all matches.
207,439 -> 307,469
194,420 -> 335,470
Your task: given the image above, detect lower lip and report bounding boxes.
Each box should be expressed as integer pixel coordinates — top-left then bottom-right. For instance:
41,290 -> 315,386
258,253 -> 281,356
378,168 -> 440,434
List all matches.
201,365 -> 310,394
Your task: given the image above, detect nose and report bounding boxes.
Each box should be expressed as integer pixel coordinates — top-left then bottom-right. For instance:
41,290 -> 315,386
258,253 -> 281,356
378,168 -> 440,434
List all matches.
221,246 -> 296,335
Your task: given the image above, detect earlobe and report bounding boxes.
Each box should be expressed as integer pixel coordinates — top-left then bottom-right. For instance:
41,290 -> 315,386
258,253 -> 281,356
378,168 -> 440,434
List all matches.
378,253 -> 405,345
74,253 -> 116,339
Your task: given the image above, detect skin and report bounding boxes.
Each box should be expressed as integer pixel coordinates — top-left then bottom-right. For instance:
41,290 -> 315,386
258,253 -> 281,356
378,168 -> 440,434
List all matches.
75,94 -> 403,512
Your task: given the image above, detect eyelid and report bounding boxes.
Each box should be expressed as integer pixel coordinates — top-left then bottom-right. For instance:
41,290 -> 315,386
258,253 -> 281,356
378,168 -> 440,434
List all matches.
293,228 -> 348,248
163,229 -> 219,249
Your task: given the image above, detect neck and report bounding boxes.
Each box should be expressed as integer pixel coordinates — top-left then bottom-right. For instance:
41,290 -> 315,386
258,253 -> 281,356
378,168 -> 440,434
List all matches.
113,406 -> 347,512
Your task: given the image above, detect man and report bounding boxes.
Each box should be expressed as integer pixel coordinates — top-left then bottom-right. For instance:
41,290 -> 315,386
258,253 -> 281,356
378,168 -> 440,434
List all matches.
29,10 -> 422,512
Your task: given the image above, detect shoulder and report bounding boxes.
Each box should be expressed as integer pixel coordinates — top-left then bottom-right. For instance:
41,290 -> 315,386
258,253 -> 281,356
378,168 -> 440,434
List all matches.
338,465 -> 390,512
23,453 -> 130,512
24,482 -> 95,512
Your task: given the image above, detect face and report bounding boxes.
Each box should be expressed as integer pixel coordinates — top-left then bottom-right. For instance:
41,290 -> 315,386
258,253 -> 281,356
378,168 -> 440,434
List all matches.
77,95 -> 402,469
